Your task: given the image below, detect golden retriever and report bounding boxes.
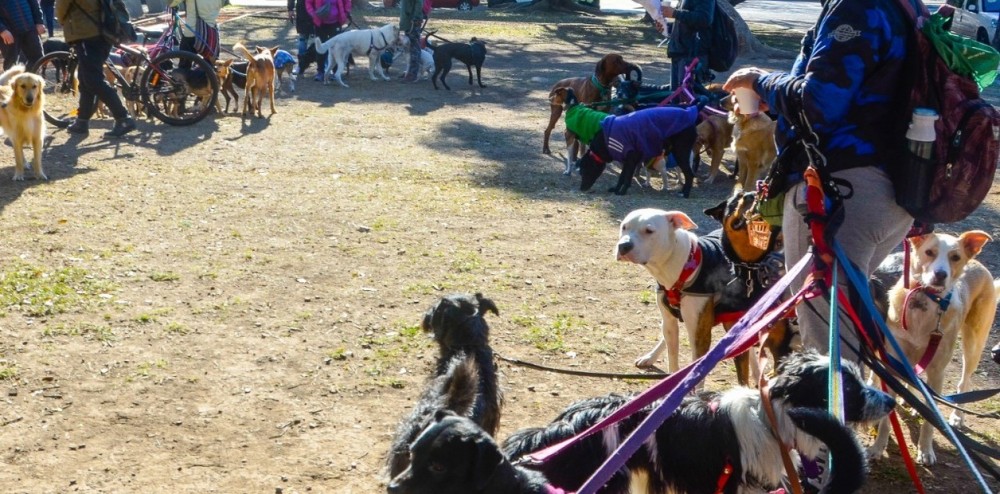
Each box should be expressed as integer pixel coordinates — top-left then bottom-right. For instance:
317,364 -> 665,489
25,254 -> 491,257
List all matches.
0,65 -> 47,181
233,43 -> 277,118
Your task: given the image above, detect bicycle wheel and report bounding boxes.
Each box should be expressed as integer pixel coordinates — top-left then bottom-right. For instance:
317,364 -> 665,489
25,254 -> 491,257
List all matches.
31,51 -> 78,126
140,50 -> 219,126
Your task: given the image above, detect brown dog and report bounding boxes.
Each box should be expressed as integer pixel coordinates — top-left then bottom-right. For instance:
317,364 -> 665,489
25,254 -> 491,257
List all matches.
233,43 -> 277,118
694,92 -> 735,184
0,66 -> 46,181
543,54 -> 634,165
729,106 -> 776,191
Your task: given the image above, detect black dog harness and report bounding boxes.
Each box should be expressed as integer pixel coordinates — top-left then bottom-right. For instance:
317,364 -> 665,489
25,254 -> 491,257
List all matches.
658,230 -> 750,323
367,31 -> 391,56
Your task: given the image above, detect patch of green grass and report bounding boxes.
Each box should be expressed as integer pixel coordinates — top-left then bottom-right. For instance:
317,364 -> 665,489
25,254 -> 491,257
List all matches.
450,251 -> 483,273
638,289 -> 655,305
149,272 -> 180,282
515,313 -> 582,352
43,323 -> 115,342
326,347 -> 349,361
0,364 -> 17,380
134,308 -> 172,324
165,322 -> 189,335
134,359 -> 168,379
0,263 -> 117,317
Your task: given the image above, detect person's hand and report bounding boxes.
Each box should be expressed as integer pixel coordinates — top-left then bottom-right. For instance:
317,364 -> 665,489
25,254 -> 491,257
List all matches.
661,5 -> 675,18
36,24 -> 47,36
0,30 -> 13,45
287,9 -> 294,22
723,67 -> 769,92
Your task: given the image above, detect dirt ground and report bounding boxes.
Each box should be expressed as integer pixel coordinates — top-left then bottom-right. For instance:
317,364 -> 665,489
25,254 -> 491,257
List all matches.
1,7 -> 999,493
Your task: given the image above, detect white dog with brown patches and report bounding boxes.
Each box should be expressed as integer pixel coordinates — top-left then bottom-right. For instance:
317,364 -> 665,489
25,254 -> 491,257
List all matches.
868,230 -> 1000,466
0,65 -> 46,181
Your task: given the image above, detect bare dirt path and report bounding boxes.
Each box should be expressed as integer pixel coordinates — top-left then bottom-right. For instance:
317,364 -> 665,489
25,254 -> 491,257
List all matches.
0,8 -> 998,493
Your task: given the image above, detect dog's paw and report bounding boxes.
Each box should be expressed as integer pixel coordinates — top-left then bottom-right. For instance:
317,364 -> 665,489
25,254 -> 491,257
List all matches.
562,169 -> 572,176
865,444 -> 886,461
635,353 -> 659,368
948,412 -> 965,428
12,173 -> 25,181
36,172 -> 48,180
916,448 -> 937,466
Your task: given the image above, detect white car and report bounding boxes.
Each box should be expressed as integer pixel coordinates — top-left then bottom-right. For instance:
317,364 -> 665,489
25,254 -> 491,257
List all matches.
943,0 -> 999,45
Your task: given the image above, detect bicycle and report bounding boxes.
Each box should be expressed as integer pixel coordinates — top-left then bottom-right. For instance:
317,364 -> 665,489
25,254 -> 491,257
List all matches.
30,13 -> 220,127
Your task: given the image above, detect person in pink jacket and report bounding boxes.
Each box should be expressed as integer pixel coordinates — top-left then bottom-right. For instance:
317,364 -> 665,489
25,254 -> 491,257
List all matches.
305,0 -> 349,81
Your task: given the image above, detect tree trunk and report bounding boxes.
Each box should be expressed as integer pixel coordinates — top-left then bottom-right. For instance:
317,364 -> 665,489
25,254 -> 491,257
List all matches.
718,0 -> 793,57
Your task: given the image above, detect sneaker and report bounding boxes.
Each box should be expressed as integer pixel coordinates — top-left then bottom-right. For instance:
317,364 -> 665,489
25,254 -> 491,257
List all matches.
66,119 -> 89,135
313,73 -> 324,82
104,117 -> 136,138
401,73 -> 418,83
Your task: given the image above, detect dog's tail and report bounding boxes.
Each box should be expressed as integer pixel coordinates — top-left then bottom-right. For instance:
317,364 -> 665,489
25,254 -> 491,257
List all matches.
0,65 -> 26,86
786,407 -> 866,494
232,43 -> 256,62
441,355 -> 481,415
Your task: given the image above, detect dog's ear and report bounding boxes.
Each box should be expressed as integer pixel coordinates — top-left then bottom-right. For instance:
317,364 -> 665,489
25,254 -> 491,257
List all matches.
474,293 -> 499,316
908,233 -> 935,252
473,436 -> 505,490
270,46 -> 280,56
704,199 -> 727,223
595,57 -> 607,77
959,230 -> 992,257
664,211 -> 697,231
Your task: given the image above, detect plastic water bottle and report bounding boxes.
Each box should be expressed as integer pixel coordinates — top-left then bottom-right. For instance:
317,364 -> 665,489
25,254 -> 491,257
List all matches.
898,108 -> 938,212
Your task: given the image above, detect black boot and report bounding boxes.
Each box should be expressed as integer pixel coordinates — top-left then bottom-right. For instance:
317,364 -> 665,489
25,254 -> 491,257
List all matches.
66,118 -> 90,135
104,117 -> 136,138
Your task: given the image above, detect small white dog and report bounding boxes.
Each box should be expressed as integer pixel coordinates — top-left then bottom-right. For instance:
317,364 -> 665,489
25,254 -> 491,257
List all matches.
313,23 -> 400,87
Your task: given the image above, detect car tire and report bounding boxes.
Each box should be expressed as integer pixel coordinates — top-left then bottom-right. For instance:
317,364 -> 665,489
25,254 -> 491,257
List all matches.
458,0 -> 472,10
977,28 -> 990,44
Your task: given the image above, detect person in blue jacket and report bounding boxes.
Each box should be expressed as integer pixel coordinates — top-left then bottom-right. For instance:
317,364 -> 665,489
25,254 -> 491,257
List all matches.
660,0 -> 714,89
724,0 -> 914,487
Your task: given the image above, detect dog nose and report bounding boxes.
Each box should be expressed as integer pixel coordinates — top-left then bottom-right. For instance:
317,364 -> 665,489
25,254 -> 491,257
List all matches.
618,241 -> 633,257
933,270 -> 948,285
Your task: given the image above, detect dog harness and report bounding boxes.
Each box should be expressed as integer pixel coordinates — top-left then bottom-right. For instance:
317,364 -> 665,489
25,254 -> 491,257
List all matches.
659,230 -> 749,323
367,31 -> 391,56
901,285 -> 953,374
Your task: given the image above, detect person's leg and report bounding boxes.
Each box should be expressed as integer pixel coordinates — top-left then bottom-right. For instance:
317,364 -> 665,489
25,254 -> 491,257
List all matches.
784,166 -> 912,363
669,56 -> 691,90
0,41 -> 16,70
404,25 -> 421,80
75,38 -> 133,135
297,35 -> 311,74
19,31 -> 44,69
42,0 -> 56,37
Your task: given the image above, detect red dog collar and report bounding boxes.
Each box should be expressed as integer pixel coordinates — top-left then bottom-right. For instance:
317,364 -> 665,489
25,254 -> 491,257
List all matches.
587,150 -> 605,165
665,242 -> 703,308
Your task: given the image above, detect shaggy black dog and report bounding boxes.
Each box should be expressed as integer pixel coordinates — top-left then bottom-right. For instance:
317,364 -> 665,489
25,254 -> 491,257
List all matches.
503,351 -> 895,494
387,411 -> 552,494
428,38 -> 487,90
385,293 -> 503,478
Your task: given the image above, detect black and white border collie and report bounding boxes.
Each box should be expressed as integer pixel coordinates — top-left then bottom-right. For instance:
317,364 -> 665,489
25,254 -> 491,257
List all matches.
503,351 -> 895,494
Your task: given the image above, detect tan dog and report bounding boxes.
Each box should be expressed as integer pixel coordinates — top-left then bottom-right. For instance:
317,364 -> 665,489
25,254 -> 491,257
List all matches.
234,43 -> 277,118
728,104 -> 776,191
0,65 -> 47,181
695,114 -> 735,184
543,54 -> 635,164
868,231 -> 1000,466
